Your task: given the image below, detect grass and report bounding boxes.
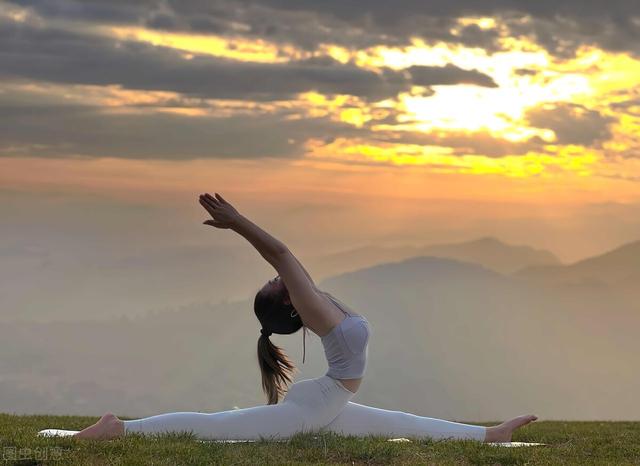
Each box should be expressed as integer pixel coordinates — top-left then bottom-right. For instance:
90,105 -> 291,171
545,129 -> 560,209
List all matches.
1,413 -> 639,465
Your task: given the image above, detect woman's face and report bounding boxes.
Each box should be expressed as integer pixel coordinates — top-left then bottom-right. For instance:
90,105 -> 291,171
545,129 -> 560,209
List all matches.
262,275 -> 288,302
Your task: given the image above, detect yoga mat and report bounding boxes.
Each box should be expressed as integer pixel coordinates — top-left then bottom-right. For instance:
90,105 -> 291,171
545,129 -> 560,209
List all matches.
386,438 -> 547,447
37,429 -> 546,446
38,429 -> 79,437
38,429 -> 259,441
487,442 -> 548,447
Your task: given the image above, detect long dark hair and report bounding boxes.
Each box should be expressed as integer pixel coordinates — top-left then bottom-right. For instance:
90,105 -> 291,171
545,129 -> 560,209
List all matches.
254,287 -> 303,404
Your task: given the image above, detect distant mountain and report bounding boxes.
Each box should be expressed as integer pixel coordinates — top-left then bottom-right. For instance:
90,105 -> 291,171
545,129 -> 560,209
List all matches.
516,239 -> 640,292
0,234 -> 558,322
418,237 -> 560,274
310,237 -> 560,276
2,254 -> 638,421
317,255 -> 640,420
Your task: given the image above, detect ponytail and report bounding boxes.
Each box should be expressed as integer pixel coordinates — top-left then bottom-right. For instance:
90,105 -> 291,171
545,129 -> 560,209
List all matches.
257,333 -> 296,404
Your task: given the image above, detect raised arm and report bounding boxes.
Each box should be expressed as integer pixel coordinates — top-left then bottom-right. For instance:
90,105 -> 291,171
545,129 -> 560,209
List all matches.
287,252 -> 317,288
199,193 -> 333,333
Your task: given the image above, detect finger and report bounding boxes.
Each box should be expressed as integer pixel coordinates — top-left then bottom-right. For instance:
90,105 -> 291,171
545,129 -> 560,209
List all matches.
215,192 -> 229,205
200,193 -> 218,204
204,193 -> 221,206
199,197 -> 218,215
204,220 -> 225,228
201,195 -> 220,210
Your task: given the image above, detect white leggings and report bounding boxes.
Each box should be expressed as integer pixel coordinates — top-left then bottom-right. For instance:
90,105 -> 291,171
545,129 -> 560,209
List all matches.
325,401 -> 486,441
124,376 -> 354,440
123,375 -> 486,442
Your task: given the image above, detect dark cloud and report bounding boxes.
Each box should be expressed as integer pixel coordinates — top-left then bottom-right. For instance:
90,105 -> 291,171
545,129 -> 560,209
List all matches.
454,23 -> 502,50
240,0 -> 638,23
0,88 -> 616,162
3,88 -> 533,161
408,64 -> 498,88
525,103 -> 615,146
9,0 -> 638,57
0,20 -> 497,102
0,93 -> 367,159
610,93 -> 640,117
0,21 -> 399,102
239,0 -> 640,56
514,68 -> 538,76
0,4 -> 630,162
503,14 -> 640,59
0,86 -> 550,161
6,0 -> 152,24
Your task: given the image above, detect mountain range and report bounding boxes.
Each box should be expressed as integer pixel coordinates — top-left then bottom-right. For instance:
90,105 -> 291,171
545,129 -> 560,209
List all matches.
0,237 -> 638,420
308,236 -> 560,276
517,239 -> 640,293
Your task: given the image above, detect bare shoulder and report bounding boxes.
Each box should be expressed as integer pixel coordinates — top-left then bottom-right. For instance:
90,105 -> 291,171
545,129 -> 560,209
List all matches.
317,290 -> 362,318
312,292 -> 347,336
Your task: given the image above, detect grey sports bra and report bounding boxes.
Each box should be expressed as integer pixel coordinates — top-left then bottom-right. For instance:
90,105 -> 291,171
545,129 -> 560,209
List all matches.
319,293 -> 370,379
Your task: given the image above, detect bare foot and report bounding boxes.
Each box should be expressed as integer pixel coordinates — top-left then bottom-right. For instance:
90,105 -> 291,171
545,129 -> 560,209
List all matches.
74,412 -> 124,440
484,414 -> 538,443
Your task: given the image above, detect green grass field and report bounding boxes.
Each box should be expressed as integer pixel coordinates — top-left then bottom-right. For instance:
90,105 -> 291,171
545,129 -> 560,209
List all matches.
1,413 -> 639,465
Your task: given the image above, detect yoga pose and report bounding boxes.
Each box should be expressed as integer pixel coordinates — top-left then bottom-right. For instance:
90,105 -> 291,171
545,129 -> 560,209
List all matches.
75,192 -> 537,441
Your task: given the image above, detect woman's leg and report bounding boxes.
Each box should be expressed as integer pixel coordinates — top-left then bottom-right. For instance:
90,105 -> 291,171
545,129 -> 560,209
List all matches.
122,376 -> 355,440
323,401 -> 487,442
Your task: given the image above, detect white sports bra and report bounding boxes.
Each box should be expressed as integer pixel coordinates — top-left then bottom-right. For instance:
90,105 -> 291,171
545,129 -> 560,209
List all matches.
319,294 -> 370,379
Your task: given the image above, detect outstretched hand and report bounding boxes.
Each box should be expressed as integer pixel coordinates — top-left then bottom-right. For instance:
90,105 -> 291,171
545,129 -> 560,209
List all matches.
198,192 -> 242,229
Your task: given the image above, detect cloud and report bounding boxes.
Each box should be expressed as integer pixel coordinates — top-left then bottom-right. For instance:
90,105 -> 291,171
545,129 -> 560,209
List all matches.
0,20 -> 497,103
240,0 -> 640,57
0,94 -> 367,159
525,103 -> 615,146
0,4 -> 631,164
610,93 -> 640,117
6,0 -> 155,24
408,64 -> 498,88
504,14 -> 640,59
8,0 -> 639,57
0,21 -> 400,102
369,129 -> 543,157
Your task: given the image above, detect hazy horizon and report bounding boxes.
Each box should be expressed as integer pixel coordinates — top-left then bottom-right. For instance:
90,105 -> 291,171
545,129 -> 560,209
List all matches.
1,0 -> 639,422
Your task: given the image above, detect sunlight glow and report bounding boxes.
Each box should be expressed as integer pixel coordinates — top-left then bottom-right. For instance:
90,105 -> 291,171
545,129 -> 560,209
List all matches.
39,18 -> 639,181
304,137 -> 600,178
107,26 -> 306,63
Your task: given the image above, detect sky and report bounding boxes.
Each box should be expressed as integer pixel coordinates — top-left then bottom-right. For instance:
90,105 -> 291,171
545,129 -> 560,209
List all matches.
1,0 -> 640,264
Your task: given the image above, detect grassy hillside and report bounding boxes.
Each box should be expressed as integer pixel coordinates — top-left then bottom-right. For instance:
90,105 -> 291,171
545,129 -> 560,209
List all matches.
1,413 -> 639,465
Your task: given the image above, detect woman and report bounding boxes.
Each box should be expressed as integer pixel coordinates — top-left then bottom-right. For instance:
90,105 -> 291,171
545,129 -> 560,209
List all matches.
75,192 -> 537,442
